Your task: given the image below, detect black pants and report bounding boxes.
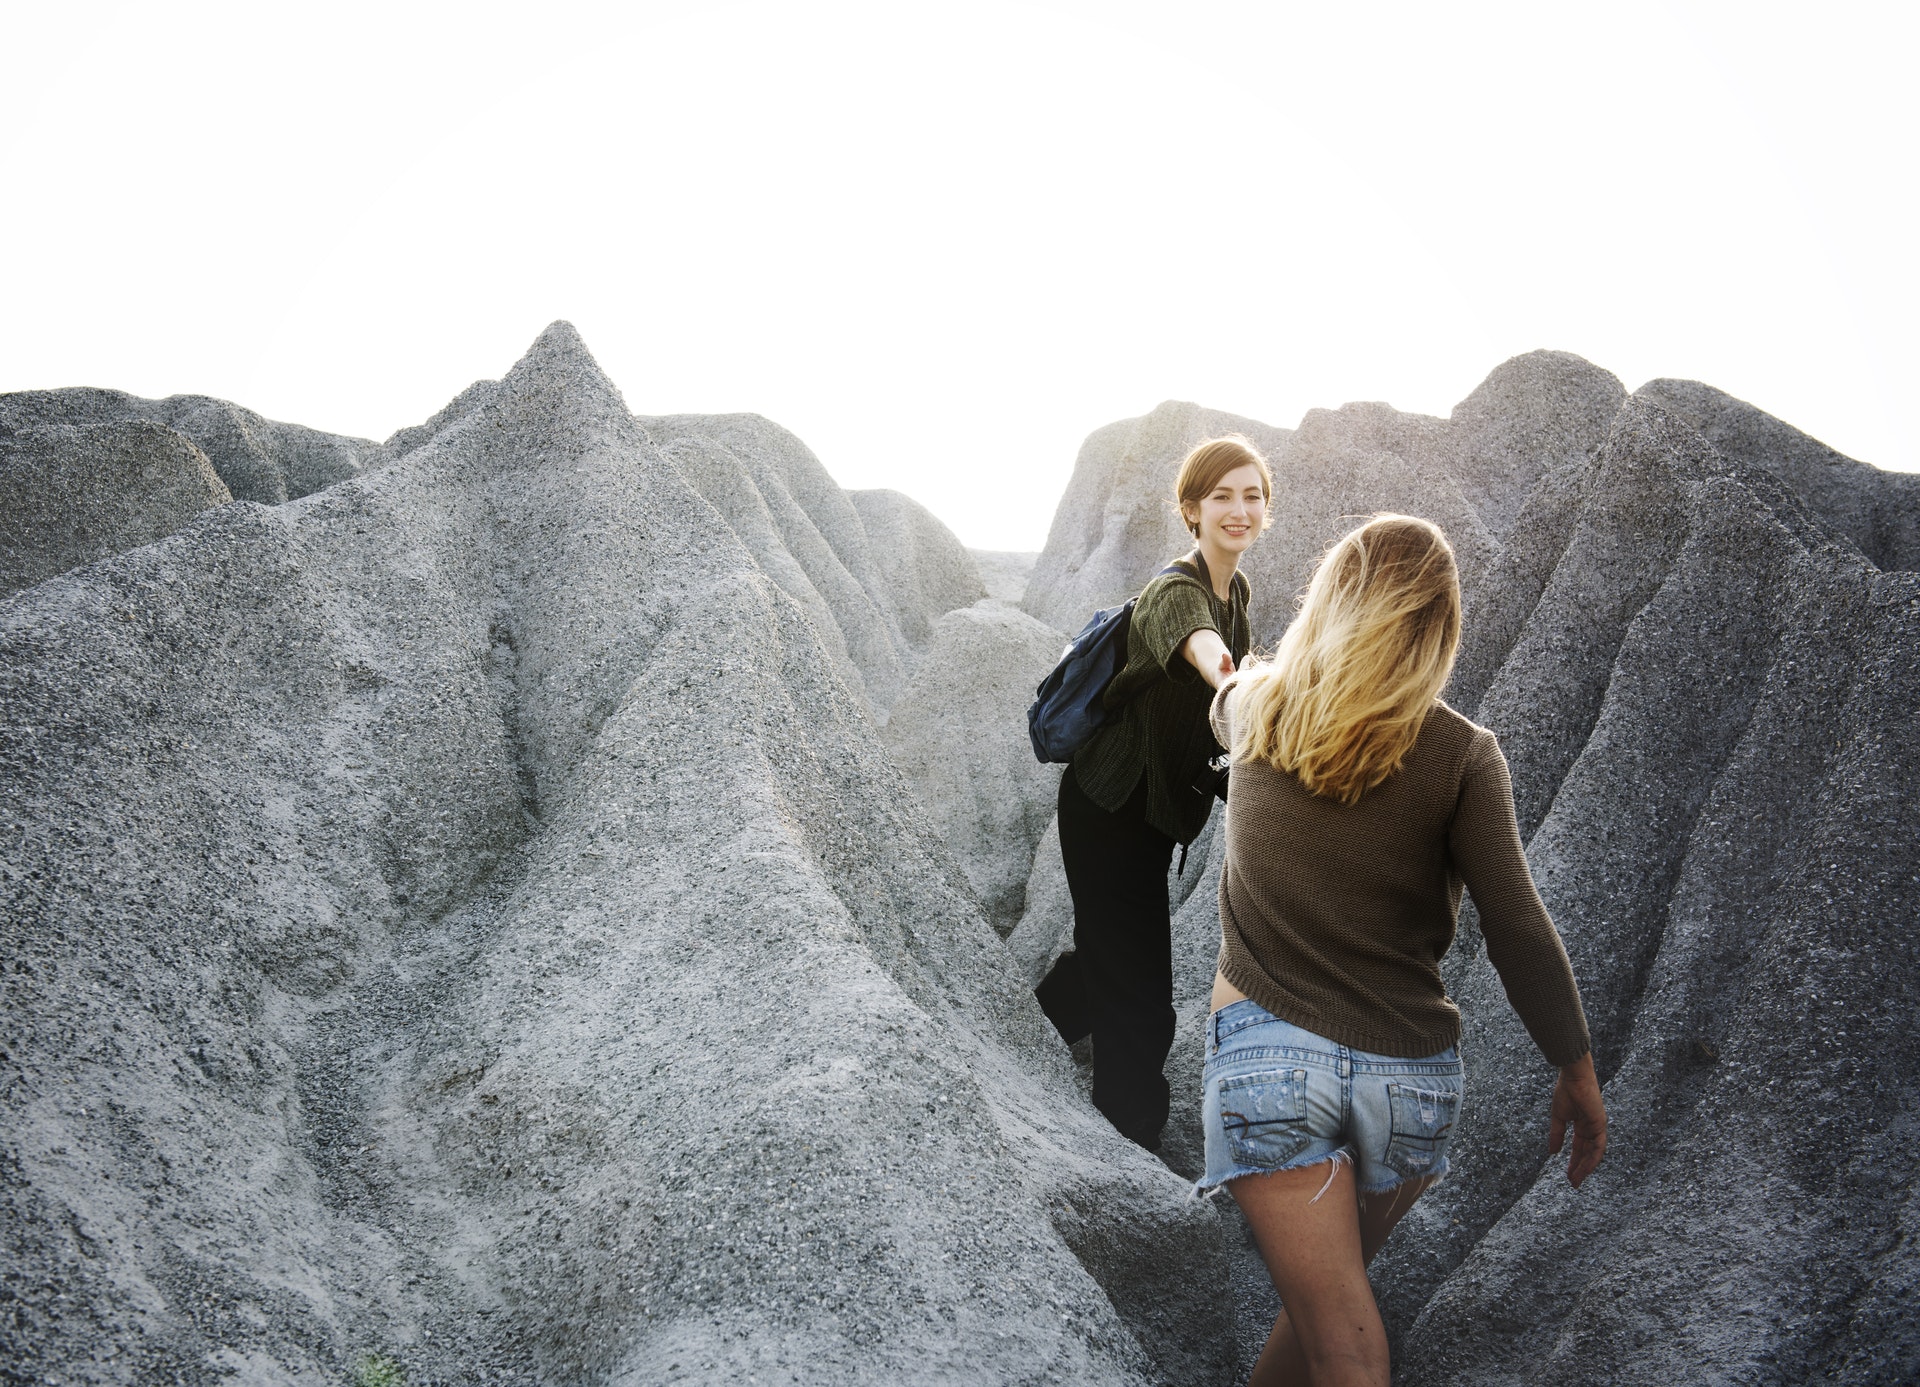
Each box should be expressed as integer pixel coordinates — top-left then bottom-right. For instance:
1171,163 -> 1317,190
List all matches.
1035,764 -> 1176,1148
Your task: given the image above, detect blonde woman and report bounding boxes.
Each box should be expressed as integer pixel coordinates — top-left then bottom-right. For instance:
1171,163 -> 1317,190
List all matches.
1199,515 -> 1606,1387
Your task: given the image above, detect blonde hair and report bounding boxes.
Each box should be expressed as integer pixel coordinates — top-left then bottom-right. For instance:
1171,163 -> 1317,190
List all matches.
1233,515 -> 1462,804
1174,436 -> 1272,538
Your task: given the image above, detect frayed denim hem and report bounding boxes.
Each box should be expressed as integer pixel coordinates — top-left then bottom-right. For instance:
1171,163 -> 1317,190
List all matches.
1193,1147 -> 1355,1203
1358,1157 -> 1450,1201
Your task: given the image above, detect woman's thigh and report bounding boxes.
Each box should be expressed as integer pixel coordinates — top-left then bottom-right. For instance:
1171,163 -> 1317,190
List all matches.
1229,1158 -> 1390,1382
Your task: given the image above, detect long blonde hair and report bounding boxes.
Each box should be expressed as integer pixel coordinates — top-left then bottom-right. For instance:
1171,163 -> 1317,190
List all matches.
1234,515 -> 1462,804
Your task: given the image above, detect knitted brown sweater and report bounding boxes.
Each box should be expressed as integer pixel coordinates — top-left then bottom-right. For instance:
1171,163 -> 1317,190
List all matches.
1210,686 -> 1591,1067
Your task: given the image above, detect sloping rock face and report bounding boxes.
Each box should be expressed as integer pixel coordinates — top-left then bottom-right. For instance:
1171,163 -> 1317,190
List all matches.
0,326 -> 1232,1387
0,387 -> 372,506
0,420 -> 233,599
847,489 -> 988,647
1386,394 -> 1920,1386
1021,352 -> 1920,1382
882,602 -> 1066,935
969,549 -> 1038,606
1640,376 -> 1920,572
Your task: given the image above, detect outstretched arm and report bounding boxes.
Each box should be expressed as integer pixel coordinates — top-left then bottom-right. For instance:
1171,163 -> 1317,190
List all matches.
1181,627 -> 1236,689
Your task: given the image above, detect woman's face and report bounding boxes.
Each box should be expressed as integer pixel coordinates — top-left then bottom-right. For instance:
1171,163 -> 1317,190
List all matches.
1188,462 -> 1268,556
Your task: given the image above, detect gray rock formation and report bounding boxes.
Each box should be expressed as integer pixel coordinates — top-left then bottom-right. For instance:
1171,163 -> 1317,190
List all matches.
1640,376 -> 1920,572
882,601 -> 1065,934
643,413 -> 919,715
0,325 -> 1233,1387
1024,351 -> 1920,1383
970,550 -> 1039,606
0,420 -> 233,599
1385,392 -> 1920,1387
0,386 -> 372,506
848,489 -> 988,647
7,330 -> 1915,1386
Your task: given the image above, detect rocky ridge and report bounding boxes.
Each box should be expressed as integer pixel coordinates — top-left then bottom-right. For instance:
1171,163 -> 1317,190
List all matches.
0,386 -> 372,507
4,331 -> 1916,1385
0,326 -> 1211,1386
0,420 -> 233,600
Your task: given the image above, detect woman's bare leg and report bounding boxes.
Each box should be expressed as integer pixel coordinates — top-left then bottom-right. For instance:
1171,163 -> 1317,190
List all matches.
1233,1162 -> 1436,1387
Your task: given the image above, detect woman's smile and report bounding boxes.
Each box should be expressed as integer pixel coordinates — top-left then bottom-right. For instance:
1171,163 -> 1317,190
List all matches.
1192,461 -> 1267,561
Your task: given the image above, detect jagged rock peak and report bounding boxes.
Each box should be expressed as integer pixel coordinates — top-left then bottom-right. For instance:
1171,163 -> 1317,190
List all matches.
372,322 -> 633,467
497,320 -> 633,430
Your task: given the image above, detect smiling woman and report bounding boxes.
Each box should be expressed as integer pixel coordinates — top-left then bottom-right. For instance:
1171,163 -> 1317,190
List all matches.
1034,434 -> 1271,1148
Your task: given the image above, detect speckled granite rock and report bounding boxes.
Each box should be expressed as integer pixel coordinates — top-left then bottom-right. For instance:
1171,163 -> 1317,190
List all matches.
848,489 -> 988,647
1385,393 -> 1920,1387
969,550 -> 1038,606
0,386 -> 372,505
0,324 -> 1231,1387
882,601 -> 1065,934
1639,376 -> 1920,572
0,420 -> 232,599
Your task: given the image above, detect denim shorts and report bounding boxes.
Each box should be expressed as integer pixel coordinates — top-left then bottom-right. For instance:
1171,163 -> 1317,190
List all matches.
1197,999 -> 1465,1197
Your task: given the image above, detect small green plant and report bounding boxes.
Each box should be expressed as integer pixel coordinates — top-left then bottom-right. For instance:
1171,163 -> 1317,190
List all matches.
353,1352 -> 406,1387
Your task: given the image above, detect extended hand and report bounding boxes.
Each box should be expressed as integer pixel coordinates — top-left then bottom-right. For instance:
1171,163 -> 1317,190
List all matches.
1181,627 -> 1237,690
1547,1052 -> 1607,1188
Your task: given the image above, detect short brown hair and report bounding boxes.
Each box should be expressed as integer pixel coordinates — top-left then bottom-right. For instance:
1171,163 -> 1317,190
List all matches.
1174,436 -> 1272,537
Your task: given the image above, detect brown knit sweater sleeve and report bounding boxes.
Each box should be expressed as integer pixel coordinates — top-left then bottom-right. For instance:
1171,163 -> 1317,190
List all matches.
1450,730 -> 1592,1067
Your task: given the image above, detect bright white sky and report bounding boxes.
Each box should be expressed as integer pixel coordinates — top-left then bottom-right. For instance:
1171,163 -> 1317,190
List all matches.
4,1 -> 1915,550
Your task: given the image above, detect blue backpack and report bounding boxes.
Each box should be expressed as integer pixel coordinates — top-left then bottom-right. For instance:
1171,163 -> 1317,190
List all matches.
1026,560 -> 1198,763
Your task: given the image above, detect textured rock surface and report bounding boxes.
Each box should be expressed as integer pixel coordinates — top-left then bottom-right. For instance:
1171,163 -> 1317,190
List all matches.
1385,393 -> 1920,1387
848,489 -> 988,647
1023,352 -> 1920,1383
0,420 -> 232,599
0,386 -> 371,506
970,549 -> 1039,605
0,325 -> 1232,1387
1639,376 -> 1920,572
882,601 -> 1065,934
6,332 -> 1916,1385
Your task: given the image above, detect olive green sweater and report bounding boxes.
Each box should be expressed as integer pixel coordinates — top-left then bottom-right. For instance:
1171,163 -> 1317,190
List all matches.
1073,557 -> 1251,845
1210,687 -> 1591,1067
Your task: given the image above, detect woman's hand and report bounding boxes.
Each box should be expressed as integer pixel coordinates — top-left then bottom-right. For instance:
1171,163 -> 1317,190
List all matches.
1182,628 -> 1237,689
1547,1052 -> 1607,1188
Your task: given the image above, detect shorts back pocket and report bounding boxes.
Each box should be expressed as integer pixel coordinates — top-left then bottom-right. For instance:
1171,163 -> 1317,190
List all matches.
1216,1067 -> 1310,1169
1381,1080 -> 1460,1180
